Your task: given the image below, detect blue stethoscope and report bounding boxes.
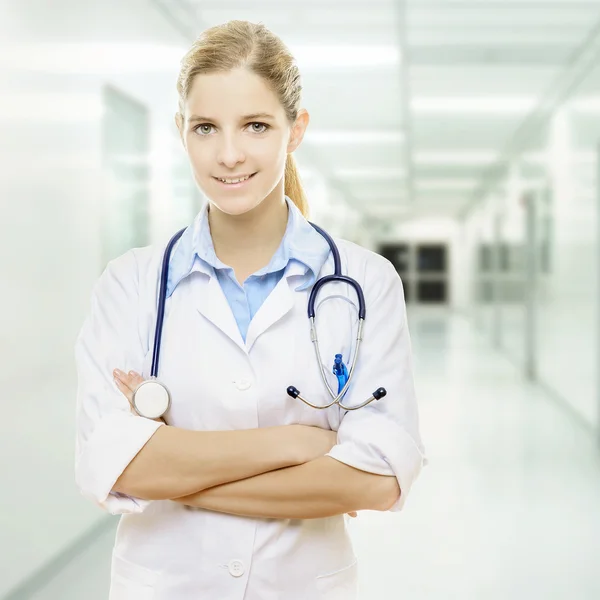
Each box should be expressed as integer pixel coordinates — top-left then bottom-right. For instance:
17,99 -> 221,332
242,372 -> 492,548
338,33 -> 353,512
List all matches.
131,222 -> 387,420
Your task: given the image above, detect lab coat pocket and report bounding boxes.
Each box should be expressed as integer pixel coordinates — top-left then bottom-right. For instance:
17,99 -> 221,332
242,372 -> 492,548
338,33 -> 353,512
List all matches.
109,553 -> 158,600
315,558 -> 359,600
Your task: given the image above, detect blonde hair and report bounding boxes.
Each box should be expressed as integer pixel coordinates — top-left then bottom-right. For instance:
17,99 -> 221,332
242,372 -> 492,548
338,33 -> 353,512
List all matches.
176,20 -> 309,218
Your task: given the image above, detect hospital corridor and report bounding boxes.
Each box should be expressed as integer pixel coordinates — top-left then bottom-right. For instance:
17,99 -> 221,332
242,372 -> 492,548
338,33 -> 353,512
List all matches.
1,1 -> 600,599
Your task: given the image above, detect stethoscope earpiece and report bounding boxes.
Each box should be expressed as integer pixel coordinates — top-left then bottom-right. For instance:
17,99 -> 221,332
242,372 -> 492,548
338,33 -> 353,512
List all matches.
373,387 -> 387,400
286,386 -> 300,399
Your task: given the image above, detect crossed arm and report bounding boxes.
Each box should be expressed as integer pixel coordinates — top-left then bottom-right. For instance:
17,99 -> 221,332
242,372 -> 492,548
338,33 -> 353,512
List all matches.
171,456 -> 399,519
113,370 -> 400,519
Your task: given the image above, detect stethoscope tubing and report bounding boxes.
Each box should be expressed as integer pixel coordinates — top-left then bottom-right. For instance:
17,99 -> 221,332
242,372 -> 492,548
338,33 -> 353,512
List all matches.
136,219 -> 386,419
150,227 -> 186,379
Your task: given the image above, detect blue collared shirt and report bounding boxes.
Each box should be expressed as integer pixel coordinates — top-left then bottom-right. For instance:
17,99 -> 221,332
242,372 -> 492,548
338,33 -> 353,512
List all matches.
166,196 -> 330,342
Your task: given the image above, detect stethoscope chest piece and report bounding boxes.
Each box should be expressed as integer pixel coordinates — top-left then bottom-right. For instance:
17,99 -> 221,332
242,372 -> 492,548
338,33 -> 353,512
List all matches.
132,378 -> 171,420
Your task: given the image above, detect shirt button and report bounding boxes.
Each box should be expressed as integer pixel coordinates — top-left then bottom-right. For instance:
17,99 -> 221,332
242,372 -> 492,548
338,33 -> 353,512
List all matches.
228,559 -> 245,577
235,379 -> 252,391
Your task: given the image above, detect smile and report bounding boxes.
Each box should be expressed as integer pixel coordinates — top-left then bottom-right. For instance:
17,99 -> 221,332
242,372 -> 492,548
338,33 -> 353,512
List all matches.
213,173 -> 257,187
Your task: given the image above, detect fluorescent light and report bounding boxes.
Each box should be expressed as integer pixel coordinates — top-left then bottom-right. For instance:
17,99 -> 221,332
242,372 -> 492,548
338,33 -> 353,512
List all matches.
414,151 -> 498,166
291,45 -> 400,68
305,131 -> 404,144
0,92 -> 103,120
358,190 -> 407,199
522,150 -> 596,165
571,96 -> 600,112
0,42 -> 400,74
416,179 -> 478,190
0,43 -> 186,74
334,168 -> 406,179
412,97 -> 535,114
413,149 -> 595,169
108,154 -> 150,166
414,33 -> 579,46
366,205 -> 411,217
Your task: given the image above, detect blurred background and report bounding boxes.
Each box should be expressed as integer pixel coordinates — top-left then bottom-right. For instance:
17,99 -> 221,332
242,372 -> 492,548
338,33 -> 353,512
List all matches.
1,0 -> 600,598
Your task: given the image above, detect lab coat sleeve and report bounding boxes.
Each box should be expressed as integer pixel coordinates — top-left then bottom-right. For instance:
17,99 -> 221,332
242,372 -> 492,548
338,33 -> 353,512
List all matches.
325,256 -> 428,512
74,249 -> 164,515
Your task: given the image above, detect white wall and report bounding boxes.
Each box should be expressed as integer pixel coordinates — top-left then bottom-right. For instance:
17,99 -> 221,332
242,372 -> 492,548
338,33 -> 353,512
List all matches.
459,102 -> 599,432
534,106 -> 598,427
0,1 -> 190,595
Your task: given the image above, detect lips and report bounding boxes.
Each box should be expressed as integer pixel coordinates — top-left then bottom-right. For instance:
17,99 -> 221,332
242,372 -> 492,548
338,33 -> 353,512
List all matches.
213,173 -> 256,183
212,172 -> 257,188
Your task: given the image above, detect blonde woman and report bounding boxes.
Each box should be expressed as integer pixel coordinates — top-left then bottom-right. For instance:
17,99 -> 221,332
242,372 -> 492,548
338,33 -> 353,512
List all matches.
75,20 -> 427,600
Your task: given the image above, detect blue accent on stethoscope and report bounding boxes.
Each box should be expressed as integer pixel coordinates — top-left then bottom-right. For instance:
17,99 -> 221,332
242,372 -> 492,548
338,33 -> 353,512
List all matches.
132,220 -> 387,420
333,354 -> 349,397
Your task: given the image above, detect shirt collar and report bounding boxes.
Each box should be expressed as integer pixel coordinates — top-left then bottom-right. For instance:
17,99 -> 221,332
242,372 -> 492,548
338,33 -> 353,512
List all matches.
166,195 -> 330,298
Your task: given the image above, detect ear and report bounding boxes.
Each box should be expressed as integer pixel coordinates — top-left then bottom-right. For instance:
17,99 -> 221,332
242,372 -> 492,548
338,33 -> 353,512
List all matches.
175,112 -> 186,150
287,108 -> 310,154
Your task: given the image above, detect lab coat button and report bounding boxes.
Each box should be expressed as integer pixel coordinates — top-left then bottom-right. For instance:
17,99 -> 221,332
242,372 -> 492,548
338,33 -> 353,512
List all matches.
228,559 -> 245,577
235,379 -> 252,391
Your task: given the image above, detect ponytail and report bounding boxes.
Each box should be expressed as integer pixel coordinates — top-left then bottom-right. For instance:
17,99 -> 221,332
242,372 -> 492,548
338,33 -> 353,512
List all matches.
284,154 -> 309,218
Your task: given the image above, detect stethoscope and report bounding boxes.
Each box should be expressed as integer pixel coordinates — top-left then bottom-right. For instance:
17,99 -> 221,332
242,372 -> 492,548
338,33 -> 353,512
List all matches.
131,222 -> 387,420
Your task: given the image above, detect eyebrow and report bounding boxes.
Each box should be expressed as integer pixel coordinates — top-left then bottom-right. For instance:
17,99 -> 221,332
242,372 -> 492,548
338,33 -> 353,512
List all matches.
188,113 -> 276,123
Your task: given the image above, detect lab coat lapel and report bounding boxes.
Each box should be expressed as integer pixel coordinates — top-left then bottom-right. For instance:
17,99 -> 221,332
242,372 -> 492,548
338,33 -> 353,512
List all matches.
195,275 -> 246,352
245,263 -> 305,353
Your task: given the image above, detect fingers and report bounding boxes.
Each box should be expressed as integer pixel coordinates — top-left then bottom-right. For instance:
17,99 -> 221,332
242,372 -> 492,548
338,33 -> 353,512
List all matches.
113,369 -> 143,393
113,369 -> 143,411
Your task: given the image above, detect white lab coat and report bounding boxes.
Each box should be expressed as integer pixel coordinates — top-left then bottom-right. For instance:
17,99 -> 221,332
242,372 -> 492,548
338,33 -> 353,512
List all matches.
74,231 -> 427,600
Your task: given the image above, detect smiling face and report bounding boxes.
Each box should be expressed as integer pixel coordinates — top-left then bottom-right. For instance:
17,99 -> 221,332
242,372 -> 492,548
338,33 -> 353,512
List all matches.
176,67 -> 308,217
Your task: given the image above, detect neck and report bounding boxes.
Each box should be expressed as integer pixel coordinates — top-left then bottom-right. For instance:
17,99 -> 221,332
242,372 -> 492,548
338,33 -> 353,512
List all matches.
208,188 -> 289,271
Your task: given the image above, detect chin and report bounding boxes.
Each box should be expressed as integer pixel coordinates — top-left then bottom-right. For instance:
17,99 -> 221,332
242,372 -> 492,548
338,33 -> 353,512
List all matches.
206,193 -> 264,217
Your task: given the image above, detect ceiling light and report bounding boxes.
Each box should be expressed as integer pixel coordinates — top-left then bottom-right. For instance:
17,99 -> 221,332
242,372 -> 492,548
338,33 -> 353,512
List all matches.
570,96 -> 600,112
305,131 -> 404,144
356,190 -> 407,199
366,205 -> 412,217
0,92 -> 103,120
416,179 -> 478,190
334,168 -> 406,179
290,45 -> 400,68
414,151 -> 498,166
412,97 -> 535,114
0,43 -> 186,74
522,150 -> 596,165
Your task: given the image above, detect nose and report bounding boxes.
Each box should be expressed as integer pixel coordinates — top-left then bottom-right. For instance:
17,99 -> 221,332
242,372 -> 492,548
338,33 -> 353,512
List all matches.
216,133 -> 246,169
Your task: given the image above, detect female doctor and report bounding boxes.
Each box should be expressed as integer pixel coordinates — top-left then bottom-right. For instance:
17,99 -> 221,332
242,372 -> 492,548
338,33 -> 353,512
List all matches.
75,19 -> 427,600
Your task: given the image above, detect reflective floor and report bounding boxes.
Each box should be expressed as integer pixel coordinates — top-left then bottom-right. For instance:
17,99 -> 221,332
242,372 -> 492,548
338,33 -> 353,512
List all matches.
29,310 -> 600,600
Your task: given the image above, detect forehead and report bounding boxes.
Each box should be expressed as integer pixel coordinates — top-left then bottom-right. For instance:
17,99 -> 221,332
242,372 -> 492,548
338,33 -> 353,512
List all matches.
183,68 -> 284,119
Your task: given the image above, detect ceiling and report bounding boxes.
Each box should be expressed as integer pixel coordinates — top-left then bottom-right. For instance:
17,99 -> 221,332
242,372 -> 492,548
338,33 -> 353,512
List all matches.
155,0 -> 600,221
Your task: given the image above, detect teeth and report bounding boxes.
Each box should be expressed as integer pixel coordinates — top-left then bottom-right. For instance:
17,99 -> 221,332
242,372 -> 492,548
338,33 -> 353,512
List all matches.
218,174 -> 251,184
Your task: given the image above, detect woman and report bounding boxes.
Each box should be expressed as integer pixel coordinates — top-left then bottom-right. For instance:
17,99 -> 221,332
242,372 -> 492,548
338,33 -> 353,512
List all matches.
75,20 -> 427,600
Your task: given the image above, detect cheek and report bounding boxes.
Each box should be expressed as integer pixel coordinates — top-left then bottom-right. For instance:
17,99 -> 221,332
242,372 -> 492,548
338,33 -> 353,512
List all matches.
256,143 -> 288,175
255,134 -> 288,159
186,140 -> 209,170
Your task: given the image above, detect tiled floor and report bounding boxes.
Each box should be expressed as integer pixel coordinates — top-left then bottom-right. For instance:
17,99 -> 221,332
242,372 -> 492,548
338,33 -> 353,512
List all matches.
28,310 -> 600,600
